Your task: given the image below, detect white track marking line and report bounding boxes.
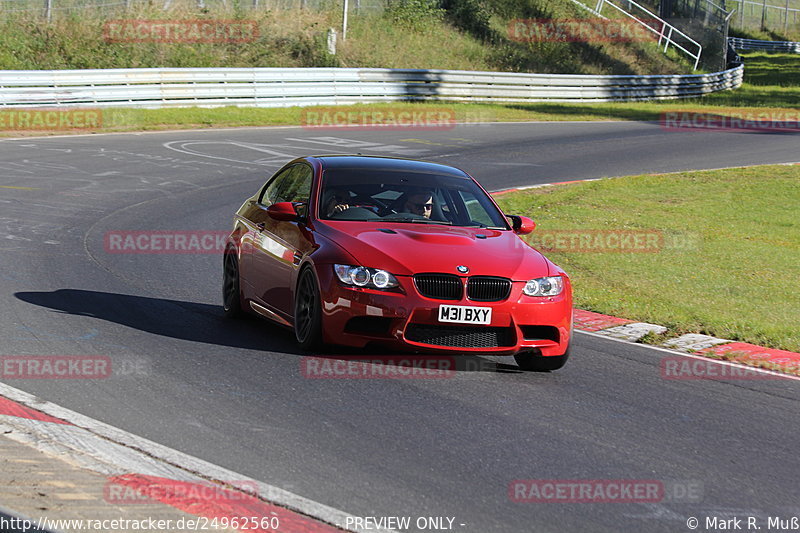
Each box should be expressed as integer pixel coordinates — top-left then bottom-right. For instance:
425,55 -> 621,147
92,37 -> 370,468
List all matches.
0,383 -> 398,533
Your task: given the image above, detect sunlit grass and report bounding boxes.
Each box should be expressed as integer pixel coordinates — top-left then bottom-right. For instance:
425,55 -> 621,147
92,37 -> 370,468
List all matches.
494,164 -> 800,352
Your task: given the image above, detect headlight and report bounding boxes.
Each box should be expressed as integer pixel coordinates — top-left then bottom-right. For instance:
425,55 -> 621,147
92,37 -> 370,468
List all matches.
523,276 -> 563,297
334,264 -> 399,290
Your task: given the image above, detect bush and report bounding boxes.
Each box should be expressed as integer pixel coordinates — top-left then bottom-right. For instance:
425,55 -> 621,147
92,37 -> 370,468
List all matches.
277,33 -> 339,67
438,0 -> 493,40
385,0 -> 444,32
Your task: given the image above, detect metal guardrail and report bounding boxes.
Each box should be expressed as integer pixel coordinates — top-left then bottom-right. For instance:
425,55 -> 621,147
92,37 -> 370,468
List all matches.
728,36 -> 800,52
0,66 -> 744,108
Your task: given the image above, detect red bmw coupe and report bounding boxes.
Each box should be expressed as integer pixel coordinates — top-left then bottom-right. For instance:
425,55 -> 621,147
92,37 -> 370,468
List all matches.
223,155 -> 572,371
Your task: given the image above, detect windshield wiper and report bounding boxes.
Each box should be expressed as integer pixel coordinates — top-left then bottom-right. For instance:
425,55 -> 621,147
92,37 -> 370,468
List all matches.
464,222 -> 505,229
409,219 -> 453,225
382,216 -> 453,225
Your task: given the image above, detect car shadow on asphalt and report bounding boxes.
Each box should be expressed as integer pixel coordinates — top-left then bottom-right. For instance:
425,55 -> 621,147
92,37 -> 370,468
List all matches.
14,289 -> 524,374
14,288 -> 300,353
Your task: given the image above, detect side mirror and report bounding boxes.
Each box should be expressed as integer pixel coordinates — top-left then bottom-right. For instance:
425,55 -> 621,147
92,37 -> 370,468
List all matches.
507,215 -> 535,235
267,202 -> 299,222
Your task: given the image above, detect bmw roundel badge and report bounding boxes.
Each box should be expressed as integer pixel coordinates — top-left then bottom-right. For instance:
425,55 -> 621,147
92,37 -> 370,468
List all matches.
457,265 -> 469,274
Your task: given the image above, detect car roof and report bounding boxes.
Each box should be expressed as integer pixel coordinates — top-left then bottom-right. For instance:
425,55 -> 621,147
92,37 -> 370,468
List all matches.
313,155 -> 470,178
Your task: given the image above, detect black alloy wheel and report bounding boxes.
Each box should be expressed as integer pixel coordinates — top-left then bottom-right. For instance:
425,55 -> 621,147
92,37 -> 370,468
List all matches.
294,267 -> 323,350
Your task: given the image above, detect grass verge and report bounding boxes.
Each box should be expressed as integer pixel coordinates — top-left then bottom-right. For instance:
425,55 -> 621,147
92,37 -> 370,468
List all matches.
493,164 -> 800,353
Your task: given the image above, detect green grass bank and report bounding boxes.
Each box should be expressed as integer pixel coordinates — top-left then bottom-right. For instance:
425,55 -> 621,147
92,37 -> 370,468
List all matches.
0,0 -> 689,74
494,164 -> 800,354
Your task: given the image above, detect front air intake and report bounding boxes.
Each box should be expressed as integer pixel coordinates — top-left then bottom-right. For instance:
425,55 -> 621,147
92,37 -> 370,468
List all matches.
414,273 -> 462,300
467,276 -> 511,302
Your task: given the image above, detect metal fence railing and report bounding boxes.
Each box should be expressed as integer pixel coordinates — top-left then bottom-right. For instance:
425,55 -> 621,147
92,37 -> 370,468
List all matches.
569,0 -> 704,69
729,36 -> 800,51
0,65 -> 744,108
0,0 -> 386,19
727,0 -> 800,33
594,0 -> 704,69
659,0 -> 733,71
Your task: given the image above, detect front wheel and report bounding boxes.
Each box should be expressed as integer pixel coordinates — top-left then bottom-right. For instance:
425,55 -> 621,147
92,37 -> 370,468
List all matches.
294,267 -> 323,350
514,346 -> 570,372
222,247 -> 243,319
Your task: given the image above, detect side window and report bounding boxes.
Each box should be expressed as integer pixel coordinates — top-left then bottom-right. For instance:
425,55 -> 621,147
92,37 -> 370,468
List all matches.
259,167 -> 292,206
282,165 -> 313,209
259,164 -> 313,217
458,190 -> 494,227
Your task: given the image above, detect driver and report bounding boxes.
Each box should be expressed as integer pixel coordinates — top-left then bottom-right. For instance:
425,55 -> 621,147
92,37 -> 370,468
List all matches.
325,189 -> 352,217
403,190 -> 434,219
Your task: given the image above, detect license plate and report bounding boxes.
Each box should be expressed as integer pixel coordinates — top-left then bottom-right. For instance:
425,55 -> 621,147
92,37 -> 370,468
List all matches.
438,304 -> 492,325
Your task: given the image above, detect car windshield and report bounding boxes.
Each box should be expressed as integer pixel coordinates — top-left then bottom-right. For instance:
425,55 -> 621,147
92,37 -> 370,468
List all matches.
318,168 -> 509,229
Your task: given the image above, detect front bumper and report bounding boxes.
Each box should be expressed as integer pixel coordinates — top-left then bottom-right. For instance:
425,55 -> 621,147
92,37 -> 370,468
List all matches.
317,268 -> 572,356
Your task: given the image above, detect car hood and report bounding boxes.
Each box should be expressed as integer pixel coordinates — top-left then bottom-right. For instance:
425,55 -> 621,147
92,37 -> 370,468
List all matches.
317,222 -> 552,280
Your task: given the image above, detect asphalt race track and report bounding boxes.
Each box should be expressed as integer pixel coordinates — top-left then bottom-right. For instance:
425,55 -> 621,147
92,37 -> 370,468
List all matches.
1,122 -> 799,532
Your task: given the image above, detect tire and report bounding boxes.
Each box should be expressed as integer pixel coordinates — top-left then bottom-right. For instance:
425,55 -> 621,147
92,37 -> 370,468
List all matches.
514,346 -> 570,372
222,247 -> 243,319
294,267 -> 323,350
